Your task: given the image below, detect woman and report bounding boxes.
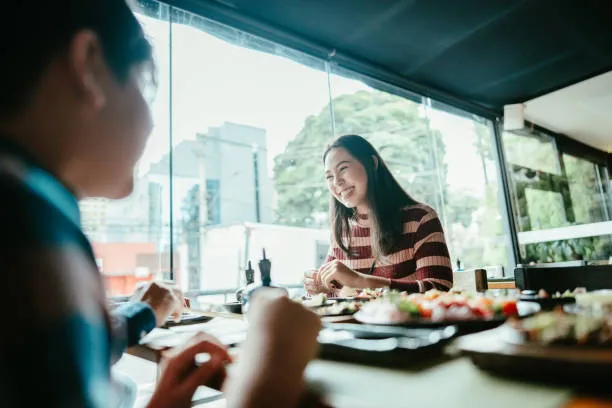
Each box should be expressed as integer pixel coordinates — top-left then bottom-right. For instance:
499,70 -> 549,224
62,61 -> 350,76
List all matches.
305,135 -> 453,295
0,1 -> 320,407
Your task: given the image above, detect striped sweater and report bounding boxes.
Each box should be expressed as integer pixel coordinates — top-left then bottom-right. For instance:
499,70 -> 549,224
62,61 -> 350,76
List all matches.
325,204 -> 453,293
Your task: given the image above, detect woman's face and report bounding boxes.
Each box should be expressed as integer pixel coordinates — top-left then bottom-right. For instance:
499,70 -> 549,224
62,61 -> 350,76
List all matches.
324,147 -> 368,210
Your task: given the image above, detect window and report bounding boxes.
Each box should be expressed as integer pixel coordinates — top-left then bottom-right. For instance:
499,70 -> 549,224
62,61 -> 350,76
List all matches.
167,7 -> 333,293
503,130 -> 561,175
502,129 -> 612,264
423,103 -> 510,275
89,0 -> 519,300
563,154 -> 609,224
328,68 -> 510,274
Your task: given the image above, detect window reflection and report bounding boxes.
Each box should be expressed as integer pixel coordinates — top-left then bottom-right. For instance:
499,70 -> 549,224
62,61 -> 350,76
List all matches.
92,0 -> 518,299
329,70 -> 510,275
97,0 -> 605,299
503,129 -> 612,265
168,7 -> 332,294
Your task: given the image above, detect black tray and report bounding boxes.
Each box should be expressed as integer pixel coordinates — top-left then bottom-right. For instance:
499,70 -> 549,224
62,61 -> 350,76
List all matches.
223,302 -> 243,314
457,326 -> 612,390
317,324 -> 457,367
518,295 -> 575,310
163,312 -> 213,328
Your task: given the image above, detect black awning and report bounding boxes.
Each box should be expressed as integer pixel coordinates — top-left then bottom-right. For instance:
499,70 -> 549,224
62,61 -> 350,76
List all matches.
163,0 -> 612,116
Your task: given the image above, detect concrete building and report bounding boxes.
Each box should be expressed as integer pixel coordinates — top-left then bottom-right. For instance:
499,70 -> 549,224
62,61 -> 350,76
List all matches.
80,178 -> 164,244
197,122 -> 274,225
79,199 -> 109,241
146,121 -> 275,291
80,122 -> 275,294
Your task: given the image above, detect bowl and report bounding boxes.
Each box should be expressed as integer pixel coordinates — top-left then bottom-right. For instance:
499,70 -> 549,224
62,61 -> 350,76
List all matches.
224,301 -> 243,314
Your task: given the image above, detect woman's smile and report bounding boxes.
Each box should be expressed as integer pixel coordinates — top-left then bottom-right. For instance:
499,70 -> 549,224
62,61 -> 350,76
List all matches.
338,186 -> 355,200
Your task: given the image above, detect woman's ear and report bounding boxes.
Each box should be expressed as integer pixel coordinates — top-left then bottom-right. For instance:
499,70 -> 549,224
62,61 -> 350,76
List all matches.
372,155 -> 379,169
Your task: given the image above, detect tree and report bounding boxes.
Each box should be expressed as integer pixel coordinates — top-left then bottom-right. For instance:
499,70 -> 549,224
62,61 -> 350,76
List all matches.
273,90 -> 453,228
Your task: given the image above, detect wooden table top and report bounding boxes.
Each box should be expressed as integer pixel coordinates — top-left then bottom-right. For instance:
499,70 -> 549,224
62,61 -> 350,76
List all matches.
127,310 -> 612,408
188,357 -> 612,408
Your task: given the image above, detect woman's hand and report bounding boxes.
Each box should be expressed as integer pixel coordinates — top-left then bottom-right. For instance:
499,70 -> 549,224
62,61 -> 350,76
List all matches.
147,333 -> 231,408
303,269 -> 324,294
319,260 -> 366,290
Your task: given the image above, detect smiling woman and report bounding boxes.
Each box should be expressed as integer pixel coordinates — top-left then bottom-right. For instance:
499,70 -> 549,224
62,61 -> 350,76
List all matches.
304,135 -> 453,295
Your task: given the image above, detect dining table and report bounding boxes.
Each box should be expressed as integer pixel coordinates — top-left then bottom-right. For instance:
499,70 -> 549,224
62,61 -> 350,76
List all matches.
124,309 -> 612,408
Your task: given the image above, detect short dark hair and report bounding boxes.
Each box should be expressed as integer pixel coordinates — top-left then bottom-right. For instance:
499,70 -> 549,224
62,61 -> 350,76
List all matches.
323,135 -> 419,257
0,0 -> 153,118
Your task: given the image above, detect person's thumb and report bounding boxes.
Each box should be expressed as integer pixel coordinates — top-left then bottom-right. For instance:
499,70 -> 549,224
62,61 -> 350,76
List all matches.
182,353 -> 225,394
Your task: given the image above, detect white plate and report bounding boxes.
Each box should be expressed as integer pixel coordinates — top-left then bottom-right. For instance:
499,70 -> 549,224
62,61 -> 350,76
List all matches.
354,301 -> 540,327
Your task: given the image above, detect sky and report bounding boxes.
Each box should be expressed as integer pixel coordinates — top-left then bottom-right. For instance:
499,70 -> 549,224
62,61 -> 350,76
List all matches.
135,11 -> 493,198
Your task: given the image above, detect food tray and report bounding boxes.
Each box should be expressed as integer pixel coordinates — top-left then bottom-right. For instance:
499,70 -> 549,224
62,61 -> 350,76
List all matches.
163,312 -> 213,328
318,323 -> 457,367
518,295 -> 575,310
353,302 -> 540,334
456,326 -> 612,390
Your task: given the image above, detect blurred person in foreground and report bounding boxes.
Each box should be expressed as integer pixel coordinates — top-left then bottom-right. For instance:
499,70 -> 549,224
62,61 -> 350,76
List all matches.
0,1 -> 321,407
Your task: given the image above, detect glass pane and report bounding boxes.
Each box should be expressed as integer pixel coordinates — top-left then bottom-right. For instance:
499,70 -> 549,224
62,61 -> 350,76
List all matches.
563,154 -> 608,224
329,69 -> 443,217
504,129 -> 612,264
502,130 -> 568,233
168,7 -> 333,296
503,130 -> 560,175
524,189 -> 567,229
329,70 -> 511,274
428,111 -> 510,274
523,236 -> 612,264
83,4 -> 172,297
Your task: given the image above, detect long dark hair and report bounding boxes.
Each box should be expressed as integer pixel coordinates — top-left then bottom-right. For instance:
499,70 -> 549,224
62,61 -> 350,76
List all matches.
323,135 -> 418,258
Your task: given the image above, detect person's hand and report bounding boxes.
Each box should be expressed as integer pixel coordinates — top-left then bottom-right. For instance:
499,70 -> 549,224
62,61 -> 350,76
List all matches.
247,288 -> 321,358
225,288 -> 321,408
319,260 -> 365,291
303,269 -> 324,294
135,282 -> 185,326
147,333 -> 231,408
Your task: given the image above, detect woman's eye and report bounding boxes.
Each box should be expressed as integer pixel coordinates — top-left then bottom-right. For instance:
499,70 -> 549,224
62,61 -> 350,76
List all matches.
339,166 -> 348,172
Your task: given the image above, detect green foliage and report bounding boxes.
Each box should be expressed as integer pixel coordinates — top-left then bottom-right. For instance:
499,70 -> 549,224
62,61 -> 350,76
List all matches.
564,154 -> 606,224
273,90 -> 450,227
272,90 -> 612,268
272,89 -> 511,268
502,131 -> 612,263
523,236 -> 612,264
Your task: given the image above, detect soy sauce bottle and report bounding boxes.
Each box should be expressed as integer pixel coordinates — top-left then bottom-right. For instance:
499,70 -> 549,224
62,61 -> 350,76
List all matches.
235,261 -> 255,303
241,249 -> 286,313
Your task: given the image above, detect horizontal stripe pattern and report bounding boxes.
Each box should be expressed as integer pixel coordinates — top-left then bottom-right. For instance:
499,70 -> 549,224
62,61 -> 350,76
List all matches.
325,204 -> 453,293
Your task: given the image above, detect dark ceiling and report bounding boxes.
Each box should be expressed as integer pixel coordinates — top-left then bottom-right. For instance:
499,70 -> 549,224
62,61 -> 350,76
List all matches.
170,0 -> 612,116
